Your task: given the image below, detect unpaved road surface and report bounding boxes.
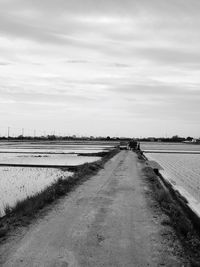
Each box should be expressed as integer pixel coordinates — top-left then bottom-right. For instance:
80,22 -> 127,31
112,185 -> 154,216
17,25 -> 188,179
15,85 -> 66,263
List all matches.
0,151 -> 187,266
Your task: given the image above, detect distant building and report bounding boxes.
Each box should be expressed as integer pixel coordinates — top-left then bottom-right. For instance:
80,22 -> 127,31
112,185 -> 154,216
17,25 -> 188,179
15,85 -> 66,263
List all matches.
192,138 -> 200,143
183,138 -> 200,144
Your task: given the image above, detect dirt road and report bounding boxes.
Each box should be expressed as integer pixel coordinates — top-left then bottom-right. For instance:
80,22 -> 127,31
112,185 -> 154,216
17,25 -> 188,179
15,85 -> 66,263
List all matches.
1,151 -> 186,266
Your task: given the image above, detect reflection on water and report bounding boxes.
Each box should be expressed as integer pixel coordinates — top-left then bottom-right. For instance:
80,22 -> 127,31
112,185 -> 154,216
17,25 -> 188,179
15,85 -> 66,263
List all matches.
0,153 -> 100,166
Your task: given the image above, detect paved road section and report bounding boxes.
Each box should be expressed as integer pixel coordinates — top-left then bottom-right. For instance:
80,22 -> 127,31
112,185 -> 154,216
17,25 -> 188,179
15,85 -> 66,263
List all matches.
1,151 -> 185,266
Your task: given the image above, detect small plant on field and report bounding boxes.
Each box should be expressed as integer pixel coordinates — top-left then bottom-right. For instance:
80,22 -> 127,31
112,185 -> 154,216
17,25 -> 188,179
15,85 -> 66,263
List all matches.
156,187 -> 172,204
4,205 -> 12,216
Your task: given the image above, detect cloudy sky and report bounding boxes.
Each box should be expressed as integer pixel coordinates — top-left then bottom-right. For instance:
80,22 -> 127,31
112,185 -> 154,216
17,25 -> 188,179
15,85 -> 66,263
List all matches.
0,0 -> 200,137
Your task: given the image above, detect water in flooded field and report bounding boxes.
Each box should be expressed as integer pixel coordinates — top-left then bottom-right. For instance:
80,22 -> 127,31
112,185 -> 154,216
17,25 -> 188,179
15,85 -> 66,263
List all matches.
146,152 -> 200,202
143,142 -> 200,215
0,153 -> 100,166
141,142 -> 200,152
0,167 -> 72,217
0,140 -> 117,217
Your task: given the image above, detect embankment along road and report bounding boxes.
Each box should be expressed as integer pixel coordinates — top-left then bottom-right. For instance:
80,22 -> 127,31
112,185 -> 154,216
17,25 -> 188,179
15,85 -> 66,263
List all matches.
0,151 -> 188,266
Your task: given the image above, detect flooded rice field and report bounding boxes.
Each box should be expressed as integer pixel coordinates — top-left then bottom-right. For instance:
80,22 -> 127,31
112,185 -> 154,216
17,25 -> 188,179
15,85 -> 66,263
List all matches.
0,140 -> 117,216
0,141 -> 114,154
147,153 -> 200,201
0,168 -> 72,217
141,142 -> 200,153
0,149 -> 107,154
0,140 -> 116,166
0,153 -> 100,166
143,142 -> 200,215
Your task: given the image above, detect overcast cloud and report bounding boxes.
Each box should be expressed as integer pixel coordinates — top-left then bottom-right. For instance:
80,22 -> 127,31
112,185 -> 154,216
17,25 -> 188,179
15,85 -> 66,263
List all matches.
0,0 -> 200,137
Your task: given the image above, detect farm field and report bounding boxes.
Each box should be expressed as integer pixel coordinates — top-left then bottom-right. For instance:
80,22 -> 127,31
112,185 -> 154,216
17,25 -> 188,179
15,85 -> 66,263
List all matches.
0,140 -> 115,154
143,142 -> 200,216
0,140 -> 117,217
0,153 -> 100,166
0,140 -> 116,166
141,142 -> 200,153
146,153 -> 200,202
0,148 -> 107,154
0,167 -> 72,217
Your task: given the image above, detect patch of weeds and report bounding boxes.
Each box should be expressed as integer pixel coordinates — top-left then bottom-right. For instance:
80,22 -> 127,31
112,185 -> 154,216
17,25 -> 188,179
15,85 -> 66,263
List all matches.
4,205 -> 12,216
0,225 -> 8,238
155,187 -> 172,204
137,151 -> 145,160
143,166 -> 156,181
161,217 -> 171,226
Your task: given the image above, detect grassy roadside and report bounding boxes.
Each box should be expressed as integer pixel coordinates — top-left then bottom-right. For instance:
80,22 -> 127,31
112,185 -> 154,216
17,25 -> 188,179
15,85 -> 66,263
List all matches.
0,148 -> 120,241
139,154 -> 200,266
77,151 -> 109,157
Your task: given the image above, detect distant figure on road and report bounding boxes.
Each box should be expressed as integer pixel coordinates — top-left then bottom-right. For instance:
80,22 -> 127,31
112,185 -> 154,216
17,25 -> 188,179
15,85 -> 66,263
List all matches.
128,139 -> 138,150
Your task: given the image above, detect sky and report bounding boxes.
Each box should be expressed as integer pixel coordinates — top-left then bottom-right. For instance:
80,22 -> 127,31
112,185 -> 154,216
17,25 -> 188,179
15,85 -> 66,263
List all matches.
0,0 -> 200,137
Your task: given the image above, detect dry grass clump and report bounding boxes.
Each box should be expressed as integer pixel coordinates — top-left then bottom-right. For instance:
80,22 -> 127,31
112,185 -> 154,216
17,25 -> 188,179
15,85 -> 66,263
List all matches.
0,226 -> 8,238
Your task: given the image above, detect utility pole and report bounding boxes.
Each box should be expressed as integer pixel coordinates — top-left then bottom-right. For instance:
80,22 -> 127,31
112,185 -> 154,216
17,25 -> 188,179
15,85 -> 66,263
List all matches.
8,126 -> 10,139
22,128 -> 24,137
34,129 -> 36,138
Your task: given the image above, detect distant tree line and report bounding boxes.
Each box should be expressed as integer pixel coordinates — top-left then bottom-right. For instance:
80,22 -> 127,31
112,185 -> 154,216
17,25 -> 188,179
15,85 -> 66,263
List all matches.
0,135 -> 131,142
0,134 -> 197,143
138,135 -> 196,142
